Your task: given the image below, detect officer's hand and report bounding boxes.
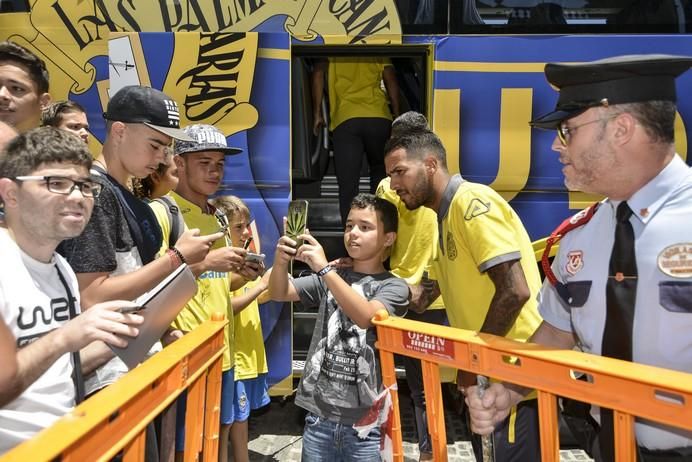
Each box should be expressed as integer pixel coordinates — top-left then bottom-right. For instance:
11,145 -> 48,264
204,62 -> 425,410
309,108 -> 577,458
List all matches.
464,383 -> 513,436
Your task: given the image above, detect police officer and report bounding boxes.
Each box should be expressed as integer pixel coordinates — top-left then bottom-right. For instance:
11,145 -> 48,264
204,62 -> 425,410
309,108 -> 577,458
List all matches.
466,54 -> 692,462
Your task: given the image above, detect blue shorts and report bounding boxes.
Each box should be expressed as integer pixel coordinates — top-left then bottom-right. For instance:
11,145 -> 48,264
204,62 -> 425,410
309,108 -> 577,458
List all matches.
232,374 -> 270,423
175,369 -> 235,451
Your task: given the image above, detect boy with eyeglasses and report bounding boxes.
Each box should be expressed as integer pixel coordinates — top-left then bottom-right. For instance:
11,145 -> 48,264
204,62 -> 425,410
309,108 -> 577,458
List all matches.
0,127 -> 143,454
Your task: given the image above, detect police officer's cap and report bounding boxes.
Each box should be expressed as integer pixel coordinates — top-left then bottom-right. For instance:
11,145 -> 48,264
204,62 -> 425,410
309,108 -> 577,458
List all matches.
530,54 -> 692,130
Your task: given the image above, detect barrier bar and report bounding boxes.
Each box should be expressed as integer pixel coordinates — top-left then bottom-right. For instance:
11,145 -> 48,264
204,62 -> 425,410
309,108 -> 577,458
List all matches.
373,310 -> 692,462
1,314 -> 227,462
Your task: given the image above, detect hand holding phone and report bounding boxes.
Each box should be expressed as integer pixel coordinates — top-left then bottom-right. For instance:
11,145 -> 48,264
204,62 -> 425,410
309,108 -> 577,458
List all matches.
119,305 -> 146,314
285,200 -> 308,248
245,252 -> 266,264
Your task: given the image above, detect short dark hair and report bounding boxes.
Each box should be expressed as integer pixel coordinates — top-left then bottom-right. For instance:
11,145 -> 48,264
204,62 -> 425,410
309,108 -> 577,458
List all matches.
384,128 -> 447,169
41,100 -> 87,128
0,127 -> 92,179
391,111 -> 429,137
350,193 -> 398,234
0,41 -> 49,94
610,100 -> 676,144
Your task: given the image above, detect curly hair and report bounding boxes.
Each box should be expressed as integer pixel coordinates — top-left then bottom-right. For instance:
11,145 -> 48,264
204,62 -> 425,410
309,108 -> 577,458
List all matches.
0,127 -> 91,178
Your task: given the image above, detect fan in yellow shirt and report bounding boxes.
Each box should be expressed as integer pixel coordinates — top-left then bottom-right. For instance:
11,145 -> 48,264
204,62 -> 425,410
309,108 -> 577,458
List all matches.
211,195 -> 272,462
149,124 -> 262,462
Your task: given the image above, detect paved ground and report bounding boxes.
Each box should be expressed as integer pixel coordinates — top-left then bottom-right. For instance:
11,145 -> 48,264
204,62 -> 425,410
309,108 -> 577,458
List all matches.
243,381 -> 594,461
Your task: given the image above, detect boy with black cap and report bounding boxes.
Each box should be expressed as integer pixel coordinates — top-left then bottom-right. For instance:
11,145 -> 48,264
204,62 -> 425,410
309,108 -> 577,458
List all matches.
58,86 -> 222,396
150,123 -> 261,462
466,55 -> 692,461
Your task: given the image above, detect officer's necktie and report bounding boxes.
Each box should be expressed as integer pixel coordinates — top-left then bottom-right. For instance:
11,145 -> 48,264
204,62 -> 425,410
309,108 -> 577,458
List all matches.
599,201 -> 637,462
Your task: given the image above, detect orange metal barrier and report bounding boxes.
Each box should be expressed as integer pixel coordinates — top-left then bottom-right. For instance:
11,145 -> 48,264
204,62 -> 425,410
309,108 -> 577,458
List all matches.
1,313 -> 227,462
373,310 -> 692,462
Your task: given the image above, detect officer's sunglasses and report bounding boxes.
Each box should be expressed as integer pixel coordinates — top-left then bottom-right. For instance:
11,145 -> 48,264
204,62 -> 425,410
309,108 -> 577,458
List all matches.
557,115 -> 618,147
12,175 -> 102,198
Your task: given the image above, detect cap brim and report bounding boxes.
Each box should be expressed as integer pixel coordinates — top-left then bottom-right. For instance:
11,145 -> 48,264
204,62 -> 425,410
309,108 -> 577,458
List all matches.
176,146 -> 243,156
145,123 -> 195,142
529,107 -> 589,130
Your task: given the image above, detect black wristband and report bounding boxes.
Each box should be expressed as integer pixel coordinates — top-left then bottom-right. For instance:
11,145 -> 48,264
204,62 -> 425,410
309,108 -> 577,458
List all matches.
316,264 -> 334,277
170,246 -> 187,265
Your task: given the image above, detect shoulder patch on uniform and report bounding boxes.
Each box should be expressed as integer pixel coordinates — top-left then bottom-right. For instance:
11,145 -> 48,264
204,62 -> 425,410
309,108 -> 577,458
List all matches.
565,250 -> 584,276
569,208 -> 590,224
658,243 -> 692,278
446,231 -> 457,261
464,198 -> 490,220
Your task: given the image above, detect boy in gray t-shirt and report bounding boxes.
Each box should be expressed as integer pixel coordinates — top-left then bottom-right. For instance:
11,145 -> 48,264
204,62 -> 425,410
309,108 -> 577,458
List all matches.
269,193 -> 408,461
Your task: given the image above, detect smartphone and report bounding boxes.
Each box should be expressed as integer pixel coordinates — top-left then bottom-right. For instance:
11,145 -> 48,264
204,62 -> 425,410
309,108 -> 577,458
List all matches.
286,200 -> 308,248
119,305 -> 146,314
245,252 -> 266,264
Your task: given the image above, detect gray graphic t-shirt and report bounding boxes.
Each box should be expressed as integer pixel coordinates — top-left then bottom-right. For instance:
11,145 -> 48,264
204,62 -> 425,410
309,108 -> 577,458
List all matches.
292,269 -> 408,424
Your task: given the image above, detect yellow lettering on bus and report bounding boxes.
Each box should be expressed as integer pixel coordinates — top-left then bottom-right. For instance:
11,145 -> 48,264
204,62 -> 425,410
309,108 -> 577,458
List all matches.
489,88 -> 533,201
433,88 -> 460,175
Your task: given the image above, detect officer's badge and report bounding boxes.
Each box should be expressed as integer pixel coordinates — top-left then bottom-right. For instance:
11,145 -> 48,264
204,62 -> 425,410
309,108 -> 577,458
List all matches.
446,231 -> 457,260
657,243 -> 692,278
464,198 -> 490,220
565,251 -> 583,275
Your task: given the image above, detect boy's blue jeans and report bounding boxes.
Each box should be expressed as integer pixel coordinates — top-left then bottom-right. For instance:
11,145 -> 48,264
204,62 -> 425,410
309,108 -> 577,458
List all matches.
301,413 -> 382,462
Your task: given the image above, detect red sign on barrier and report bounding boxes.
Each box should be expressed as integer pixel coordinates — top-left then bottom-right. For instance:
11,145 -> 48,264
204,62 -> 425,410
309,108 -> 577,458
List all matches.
402,332 -> 454,361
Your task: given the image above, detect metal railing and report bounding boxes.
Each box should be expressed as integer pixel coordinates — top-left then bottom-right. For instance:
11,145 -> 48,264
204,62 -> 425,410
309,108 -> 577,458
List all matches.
1,313 -> 227,462
373,310 -> 692,461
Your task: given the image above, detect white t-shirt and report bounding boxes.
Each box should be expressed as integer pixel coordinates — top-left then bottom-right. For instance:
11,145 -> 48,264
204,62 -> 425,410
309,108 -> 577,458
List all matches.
0,228 -> 78,454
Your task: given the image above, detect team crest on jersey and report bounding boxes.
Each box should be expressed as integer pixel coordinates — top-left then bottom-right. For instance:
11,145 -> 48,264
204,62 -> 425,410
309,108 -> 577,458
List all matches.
657,243 -> 692,278
464,198 -> 490,220
446,231 -> 457,260
565,251 -> 584,275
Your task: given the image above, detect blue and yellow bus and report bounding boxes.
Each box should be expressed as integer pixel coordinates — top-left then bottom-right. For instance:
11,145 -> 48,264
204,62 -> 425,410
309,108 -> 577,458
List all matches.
1,0 -> 691,396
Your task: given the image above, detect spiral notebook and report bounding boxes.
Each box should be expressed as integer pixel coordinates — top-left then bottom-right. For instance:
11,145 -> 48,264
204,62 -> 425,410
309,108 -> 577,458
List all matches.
110,264 -> 197,369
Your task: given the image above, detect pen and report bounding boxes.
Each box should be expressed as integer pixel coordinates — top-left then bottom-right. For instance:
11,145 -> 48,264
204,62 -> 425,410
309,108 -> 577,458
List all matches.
244,237 -> 253,249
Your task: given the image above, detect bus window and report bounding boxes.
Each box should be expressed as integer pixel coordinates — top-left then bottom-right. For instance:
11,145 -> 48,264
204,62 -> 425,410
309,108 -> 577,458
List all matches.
1,0 -> 29,12
451,0 -> 691,34
396,0 -> 450,34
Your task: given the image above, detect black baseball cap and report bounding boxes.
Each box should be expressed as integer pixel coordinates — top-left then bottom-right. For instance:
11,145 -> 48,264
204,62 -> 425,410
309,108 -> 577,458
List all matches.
530,54 -> 692,129
103,85 -> 193,141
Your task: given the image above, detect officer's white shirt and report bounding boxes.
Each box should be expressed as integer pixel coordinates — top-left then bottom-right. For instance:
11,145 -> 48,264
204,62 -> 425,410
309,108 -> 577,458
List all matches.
540,154 -> 692,450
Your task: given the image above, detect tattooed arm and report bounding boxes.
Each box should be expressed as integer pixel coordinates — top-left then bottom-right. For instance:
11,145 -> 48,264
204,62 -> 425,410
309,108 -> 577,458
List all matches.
407,278 -> 441,314
482,259 -> 530,336
458,259 -> 530,388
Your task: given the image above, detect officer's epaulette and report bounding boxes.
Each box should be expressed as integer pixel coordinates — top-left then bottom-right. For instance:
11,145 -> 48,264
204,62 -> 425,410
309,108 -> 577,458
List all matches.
542,202 -> 601,304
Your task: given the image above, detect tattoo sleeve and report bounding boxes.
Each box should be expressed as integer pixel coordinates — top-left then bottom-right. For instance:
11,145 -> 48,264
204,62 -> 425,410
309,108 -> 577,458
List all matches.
481,259 -> 531,337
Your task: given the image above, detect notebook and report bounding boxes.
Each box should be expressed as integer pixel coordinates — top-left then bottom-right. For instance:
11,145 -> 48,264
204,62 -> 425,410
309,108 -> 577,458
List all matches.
110,264 -> 197,369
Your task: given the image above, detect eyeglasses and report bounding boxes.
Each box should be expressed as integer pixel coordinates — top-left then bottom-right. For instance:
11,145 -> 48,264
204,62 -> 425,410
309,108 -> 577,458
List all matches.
557,115 -> 617,147
12,175 -> 102,198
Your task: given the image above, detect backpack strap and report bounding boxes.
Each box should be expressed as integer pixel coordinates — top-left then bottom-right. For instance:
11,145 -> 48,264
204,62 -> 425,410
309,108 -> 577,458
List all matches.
154,196 -> 184,249
542,202 -> 601,303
